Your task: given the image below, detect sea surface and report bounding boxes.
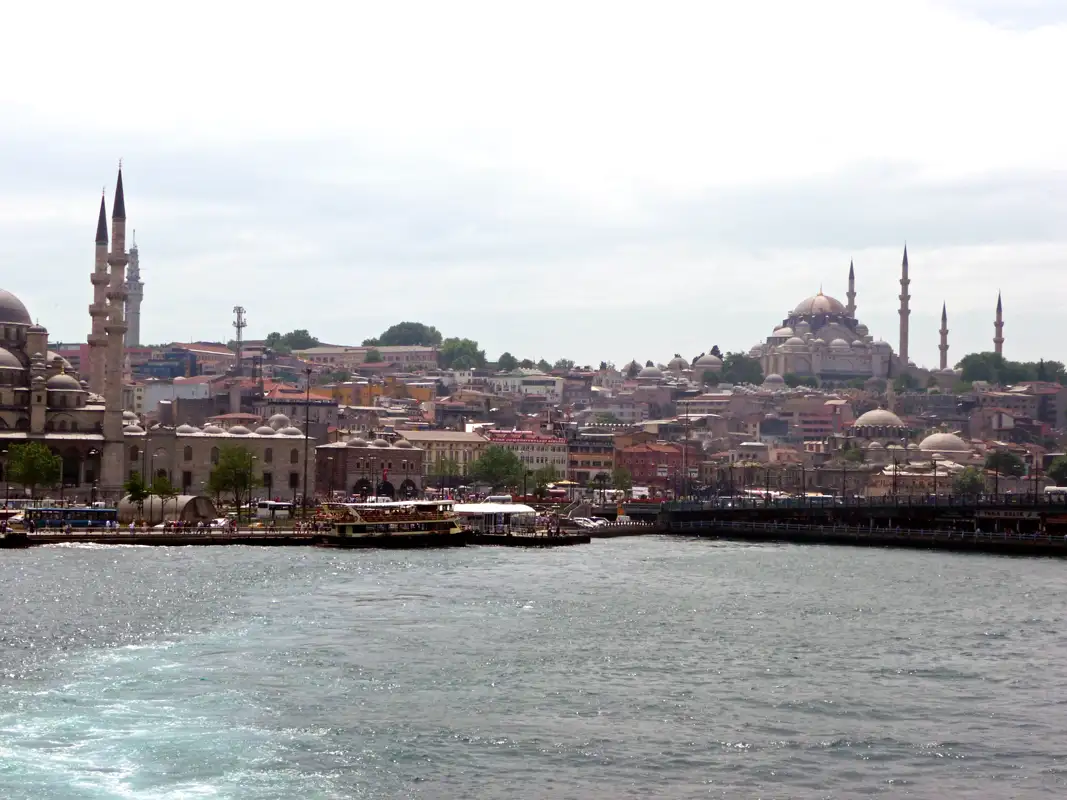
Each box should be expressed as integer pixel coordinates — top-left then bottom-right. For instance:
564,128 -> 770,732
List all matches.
1,538 -> 1065,799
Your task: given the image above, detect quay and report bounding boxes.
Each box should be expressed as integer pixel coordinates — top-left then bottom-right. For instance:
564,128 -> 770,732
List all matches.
468,532 -> 591,547
23,530 -> 318,547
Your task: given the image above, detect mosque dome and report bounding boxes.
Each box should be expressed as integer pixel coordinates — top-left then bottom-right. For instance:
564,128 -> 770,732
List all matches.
919,432 -> 971,453
866,441 -> 885,450
393,439 -> 413,448
254,426 -> 276,436
176,424 -> 200,435
667,356 -> 689,371
793,293 -> 846,316
202,424 -> 225,434
278,426 -> 304,436
46,372 -> 82,391
123,423 -> 144,434
370,438 -> 391,448
0,347 -> 21,370
829,338 -> 851,349
638,365 -> 663,379
0,290 -> 32,326
122,410 -> 139,422
695,353 -> 723,368
855,324 -> 869,337
347,437 -> 369,447
268,413 -> 291,430
784,336 -> 806,347
772,327 -> 794,338
228,425 -> 252,435
853,408 -> 905,428
851,340 -> 865,347
762,373 -> 786,387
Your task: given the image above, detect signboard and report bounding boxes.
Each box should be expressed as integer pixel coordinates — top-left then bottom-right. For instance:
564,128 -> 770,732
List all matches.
656,465 -> 668,477
688,468 -> 699,478
977,510 -> 1041,520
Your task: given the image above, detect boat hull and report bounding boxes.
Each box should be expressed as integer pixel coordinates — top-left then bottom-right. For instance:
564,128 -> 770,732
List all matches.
316,531 -> 466,549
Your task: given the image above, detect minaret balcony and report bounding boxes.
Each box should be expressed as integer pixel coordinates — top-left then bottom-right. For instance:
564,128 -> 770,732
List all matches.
87,333 -> 108,346
90,272 -> 110,286
105,322 -> 128,334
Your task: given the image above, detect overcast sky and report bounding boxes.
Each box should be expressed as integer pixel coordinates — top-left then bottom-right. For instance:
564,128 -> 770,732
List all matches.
1,0 -> 1064,370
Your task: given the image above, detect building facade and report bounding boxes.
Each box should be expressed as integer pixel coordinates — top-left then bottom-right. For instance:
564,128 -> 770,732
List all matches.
315,437 -> 424,499
483,429 -> 568,476
397,430 -> 488,479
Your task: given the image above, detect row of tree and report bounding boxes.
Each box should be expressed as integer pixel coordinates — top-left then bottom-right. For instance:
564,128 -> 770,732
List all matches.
429,445 -> 633,494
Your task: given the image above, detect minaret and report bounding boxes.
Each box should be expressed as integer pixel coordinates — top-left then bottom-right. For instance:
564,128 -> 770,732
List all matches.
845,259 -> 856,317
898,245 -> 910,365
101,167 -> 129,494
87,193 -> 110,394
994,292 -> 1004,356
939,301 -> 949,371
124,230 -> 143,347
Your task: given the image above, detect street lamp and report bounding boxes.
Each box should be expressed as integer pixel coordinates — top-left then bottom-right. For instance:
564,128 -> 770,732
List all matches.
2,447 -> 8,509
302,366 -> 312,519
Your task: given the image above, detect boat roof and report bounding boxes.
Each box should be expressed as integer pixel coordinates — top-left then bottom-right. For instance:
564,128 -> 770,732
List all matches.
454,503 -> 536,515
340,500 -> 454,509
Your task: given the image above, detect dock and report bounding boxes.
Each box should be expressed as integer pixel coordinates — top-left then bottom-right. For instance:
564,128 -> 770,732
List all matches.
24,531 -> 317,547
466,532 -> 591,547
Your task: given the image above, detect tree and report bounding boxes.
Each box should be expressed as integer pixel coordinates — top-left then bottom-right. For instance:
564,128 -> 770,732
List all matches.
956,352 -> 1067,386
702,371 -> 720,387
893,372 -> 920,393
363,321 -> 443,348
625,362 -> 640,379
364,349 -> 383,364
321,369 -> 351,384
783,373 -> 802,388
151,474 -> 179,522
123,471 -> 151,518
594,412 -> 621,424
497,352 -> 519,371
954,466 -> 986,497
612,465 -> 633,493
841,447 -> 865,463
553,358 -> 575,371
532,464 -> 559,491
208,444 -> 260,516
536,359 -> 552,373
985,451 -> 1025,478
264,329 -> 320,355
721,352 -> 763,385
1048,456 -> 1067,487
430,457 -> 461,488
469,446 -> 525,490
7,442 -> 62,501
519,358 -> 535,369
439,338 -> 487,370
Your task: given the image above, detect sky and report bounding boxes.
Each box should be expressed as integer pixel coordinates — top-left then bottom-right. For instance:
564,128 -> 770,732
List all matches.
0,0 -> 1065,371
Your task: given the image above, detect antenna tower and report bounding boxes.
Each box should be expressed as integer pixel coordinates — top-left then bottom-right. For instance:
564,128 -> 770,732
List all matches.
232,306 -> 247,376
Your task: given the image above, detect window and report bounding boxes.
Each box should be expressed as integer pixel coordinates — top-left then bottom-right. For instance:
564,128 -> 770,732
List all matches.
265,447 -> 273,464
130,445 -> 140,462
182,471 -> 192,491
211,447 -> 220,465
184,446 -> 193,462
290,448 -> 299,464
289,472 -> 299,489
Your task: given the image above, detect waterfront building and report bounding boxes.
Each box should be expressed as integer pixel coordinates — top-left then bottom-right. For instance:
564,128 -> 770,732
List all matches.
483,429 -> 568,477
295,345 -> 439,372
396,430 -> 488,479
566,432 -> 614,486
315,436 -> 424,499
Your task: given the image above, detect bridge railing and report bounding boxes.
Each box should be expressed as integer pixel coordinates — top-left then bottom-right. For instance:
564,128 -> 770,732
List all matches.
669,518 -> 1065,544
666,493 -> 1065,513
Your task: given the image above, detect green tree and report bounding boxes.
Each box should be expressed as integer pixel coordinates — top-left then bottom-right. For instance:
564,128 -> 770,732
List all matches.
553,358 -> 575,371
321,369 -> 351,384
208,444 -> 260,518
151,474 -> 179,521
469,446 -> 525,489
363,321 -> 443,348
985,451 -> 1025,478
532,464 -> 559,492
7,442 -> 62,501
364,348 -> 383,364
893,372 -> 920,393
1048,455 -> 1067,487
439,337 -> 487,370
594,412 -> 621,424
282,329 -> 319,351
841,447 -> 865,463
625,362 -> 640,379
721,352 -> 763,385
701,370 -> 719,387
497,352 -> 519,371
611,465 -> 633,493
535,358 -> 551,373
956,352 -> 1067,386
954,466 -> 986,497
519,358 -> 535,369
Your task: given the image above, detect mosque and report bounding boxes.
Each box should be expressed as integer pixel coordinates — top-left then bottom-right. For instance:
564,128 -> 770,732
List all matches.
746,248 -> 1005,386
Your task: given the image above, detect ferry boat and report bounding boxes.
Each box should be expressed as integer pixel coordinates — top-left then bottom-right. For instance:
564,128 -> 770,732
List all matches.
316,499 -> 466,549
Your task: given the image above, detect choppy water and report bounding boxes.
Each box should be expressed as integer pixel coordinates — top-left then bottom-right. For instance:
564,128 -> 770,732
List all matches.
1,539 -> 1066,798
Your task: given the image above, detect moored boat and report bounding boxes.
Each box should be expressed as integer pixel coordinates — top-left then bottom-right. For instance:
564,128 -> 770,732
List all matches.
316,499 -> 466,549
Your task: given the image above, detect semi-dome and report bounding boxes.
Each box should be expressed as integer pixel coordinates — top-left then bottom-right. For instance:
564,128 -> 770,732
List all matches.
176,423 -> 200,435
268,413 -> 291,430
0,347 -> 21,370
918,432 -> 971,453
346,437 -> 369,447
202,424 -> 225,434
854,408 -> 905,427
792,293 -> 846,316
254,426 -> 276,436
638,365 -> 663,379
278,426 -> 304,436
0,290 -> 32,326
46,372 -> 82,390
228,425 -> 251,435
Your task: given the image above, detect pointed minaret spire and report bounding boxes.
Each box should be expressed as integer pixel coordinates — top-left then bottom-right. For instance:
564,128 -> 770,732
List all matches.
95,192 -> 108,244
845,259 -> 856,318
898,244 -> 911,365
112,165 -> 126,220
939,301 -> 949,371
994,291 -> 1004,356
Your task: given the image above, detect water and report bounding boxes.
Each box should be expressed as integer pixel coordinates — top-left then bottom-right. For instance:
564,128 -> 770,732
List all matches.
1,538 -> 1065,798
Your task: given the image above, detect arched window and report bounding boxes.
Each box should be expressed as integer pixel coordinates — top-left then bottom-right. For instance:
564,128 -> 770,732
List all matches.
57,420 -> 67,431
290,448 -> 299,464
265,447 -> 273,464
70,420 -> 78,432
211,447 -> 220,465
130,445 -> 140,462
184,446 -> 193,462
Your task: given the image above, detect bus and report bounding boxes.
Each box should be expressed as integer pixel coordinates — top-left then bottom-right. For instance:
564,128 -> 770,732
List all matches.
256,501 -> 294,519
15,507 -> 118,530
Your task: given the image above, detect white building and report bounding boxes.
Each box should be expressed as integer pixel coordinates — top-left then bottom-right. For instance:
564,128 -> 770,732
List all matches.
484,429 -> 569,475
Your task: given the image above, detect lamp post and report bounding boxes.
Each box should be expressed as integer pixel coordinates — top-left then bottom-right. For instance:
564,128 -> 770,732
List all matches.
302,367 -> 312,519
327,455 -> 335,500
932,456 -> 938,502
2,447 -> 8,509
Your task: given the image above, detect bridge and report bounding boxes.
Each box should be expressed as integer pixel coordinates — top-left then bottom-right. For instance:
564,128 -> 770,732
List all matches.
658,495 -> 1067,557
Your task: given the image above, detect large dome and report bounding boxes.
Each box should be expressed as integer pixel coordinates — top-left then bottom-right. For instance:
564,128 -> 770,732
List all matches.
0,289 -> 31,326
854,408 -> 905,428
793,293 -> 846,316
919,432 -> 971,453
694,353 -> 723,368
638,365 -> 663,379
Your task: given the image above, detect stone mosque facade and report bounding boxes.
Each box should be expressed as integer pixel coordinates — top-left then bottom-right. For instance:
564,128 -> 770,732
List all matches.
747,248 -> 1000,386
